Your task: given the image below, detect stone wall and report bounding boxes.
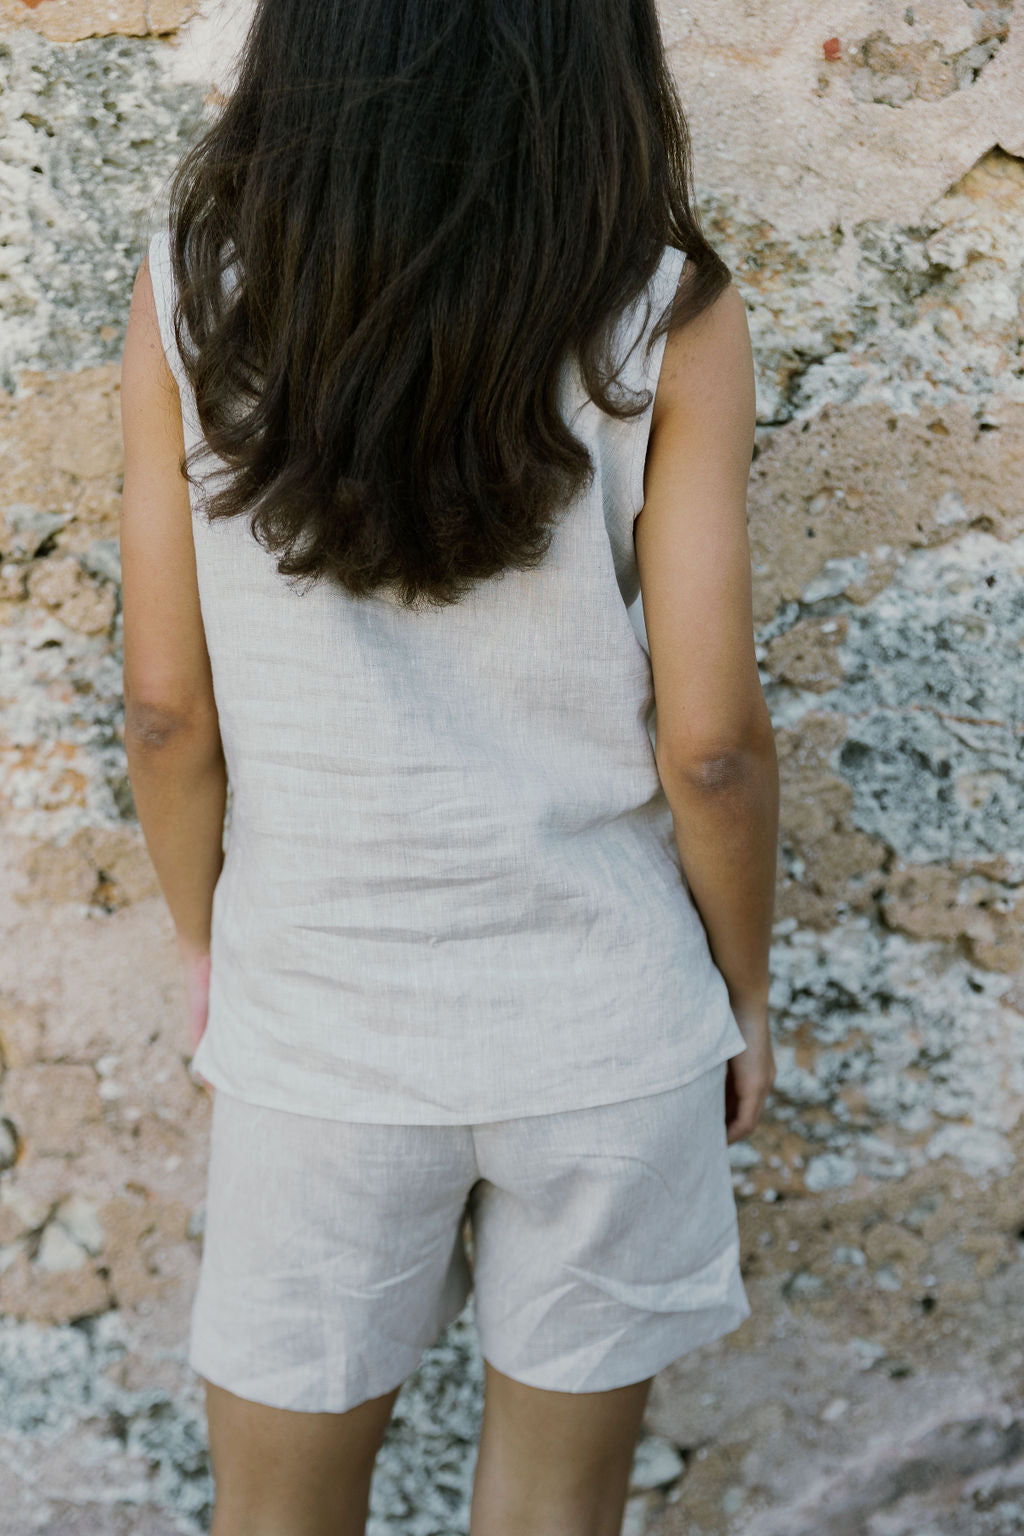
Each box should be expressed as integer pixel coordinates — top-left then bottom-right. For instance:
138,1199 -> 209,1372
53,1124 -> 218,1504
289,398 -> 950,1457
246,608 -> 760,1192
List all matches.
1,3 -> 1022,1533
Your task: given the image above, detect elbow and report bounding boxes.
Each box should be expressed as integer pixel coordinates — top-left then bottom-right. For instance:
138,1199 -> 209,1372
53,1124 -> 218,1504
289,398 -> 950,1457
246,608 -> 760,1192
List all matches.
677,749 -> 760,792
124,699 -> 216,750
657,722 -> 776,794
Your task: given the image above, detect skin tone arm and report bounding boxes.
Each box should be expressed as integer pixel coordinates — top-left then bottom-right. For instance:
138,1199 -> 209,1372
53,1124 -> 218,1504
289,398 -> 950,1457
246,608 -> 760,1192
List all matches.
119,253 -> 226,1083
634,277 -> 778,1145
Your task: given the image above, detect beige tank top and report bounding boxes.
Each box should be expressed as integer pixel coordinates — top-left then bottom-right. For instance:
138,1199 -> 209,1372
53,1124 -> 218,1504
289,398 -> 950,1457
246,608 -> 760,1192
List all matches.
147,226 -> 747,1123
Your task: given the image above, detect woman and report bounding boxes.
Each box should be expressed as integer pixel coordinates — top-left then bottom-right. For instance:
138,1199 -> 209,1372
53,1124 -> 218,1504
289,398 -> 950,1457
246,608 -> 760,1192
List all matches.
119,1 -> 778,1532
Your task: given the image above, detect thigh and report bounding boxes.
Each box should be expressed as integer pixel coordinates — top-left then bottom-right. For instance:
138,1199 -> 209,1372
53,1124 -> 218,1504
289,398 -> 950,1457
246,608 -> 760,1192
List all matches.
190,1090 -> 477,1415
204,1375 -> 402,1536
469,1357 -> 652,1536
469,1060 -> 751,1395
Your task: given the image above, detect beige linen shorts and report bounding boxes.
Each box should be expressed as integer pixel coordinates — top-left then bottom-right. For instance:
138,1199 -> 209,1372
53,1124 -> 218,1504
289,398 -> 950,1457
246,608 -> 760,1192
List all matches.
188,1058 -> 751,1413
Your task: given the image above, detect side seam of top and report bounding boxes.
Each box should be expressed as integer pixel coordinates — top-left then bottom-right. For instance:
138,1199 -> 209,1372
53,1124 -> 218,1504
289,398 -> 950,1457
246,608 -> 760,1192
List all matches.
627,246 -> 688,520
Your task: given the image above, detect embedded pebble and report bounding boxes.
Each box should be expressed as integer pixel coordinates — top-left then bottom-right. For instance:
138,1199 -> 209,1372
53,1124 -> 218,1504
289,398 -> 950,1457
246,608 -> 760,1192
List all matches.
629,1434 -> 686,1491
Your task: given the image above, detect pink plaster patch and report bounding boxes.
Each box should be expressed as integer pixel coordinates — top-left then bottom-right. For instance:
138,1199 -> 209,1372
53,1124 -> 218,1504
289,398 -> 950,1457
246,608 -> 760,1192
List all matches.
823,36 -> 842,62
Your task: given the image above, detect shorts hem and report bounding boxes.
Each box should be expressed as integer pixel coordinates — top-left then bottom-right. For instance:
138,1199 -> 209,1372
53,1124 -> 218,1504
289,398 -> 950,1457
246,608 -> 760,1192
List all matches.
186,1277 -> 473,1417
186,1345 -> 422,1416
477,1298 -> 753,1396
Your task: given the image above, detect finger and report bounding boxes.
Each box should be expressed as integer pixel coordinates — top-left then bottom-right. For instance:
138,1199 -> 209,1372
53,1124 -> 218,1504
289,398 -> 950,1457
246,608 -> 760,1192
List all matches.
726,1117 -> 756,1145
725,1094 -> 764,1144
187,1059 -> 216,1096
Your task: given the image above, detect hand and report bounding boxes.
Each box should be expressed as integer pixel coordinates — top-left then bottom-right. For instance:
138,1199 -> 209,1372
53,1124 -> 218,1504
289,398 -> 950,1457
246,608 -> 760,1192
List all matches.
176,935 -> 215,1096
724,1001 -> 775,1145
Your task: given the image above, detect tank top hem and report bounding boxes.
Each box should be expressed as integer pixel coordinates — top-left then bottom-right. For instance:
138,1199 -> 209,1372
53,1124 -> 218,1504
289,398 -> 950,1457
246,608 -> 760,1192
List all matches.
190,999 -> 747,1126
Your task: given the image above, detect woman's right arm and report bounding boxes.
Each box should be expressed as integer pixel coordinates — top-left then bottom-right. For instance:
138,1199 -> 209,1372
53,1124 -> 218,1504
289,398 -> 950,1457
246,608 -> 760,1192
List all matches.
634,278 -> 778,1144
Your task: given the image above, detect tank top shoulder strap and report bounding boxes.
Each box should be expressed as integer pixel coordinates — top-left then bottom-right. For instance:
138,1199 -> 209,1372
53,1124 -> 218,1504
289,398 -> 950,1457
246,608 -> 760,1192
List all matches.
613,244 -> 687,379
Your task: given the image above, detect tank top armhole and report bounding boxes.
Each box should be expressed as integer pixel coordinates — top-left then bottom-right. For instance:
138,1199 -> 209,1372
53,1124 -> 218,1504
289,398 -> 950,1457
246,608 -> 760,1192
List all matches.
147,228 -> 190,399
628,245 -> 688,521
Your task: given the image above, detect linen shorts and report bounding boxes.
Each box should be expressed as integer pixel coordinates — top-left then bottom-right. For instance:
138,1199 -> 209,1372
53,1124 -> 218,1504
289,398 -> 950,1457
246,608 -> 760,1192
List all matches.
187,1058 -> 751,1413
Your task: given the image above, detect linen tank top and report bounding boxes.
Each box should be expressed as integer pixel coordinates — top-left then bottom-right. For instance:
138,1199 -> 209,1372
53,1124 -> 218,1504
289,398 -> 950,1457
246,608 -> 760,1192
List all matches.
147,226 -> 748,1124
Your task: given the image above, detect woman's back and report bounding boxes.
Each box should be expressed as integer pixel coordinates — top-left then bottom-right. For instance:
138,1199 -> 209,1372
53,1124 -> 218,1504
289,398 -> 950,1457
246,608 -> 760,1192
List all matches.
147,229 -> 747,1123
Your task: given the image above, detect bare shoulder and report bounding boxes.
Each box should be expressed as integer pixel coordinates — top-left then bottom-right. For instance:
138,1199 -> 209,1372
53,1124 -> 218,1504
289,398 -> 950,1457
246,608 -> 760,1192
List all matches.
123,253 -> 173,380
126,253 -> 156,340
650,277 -> 754,438
121,250 -> 183,456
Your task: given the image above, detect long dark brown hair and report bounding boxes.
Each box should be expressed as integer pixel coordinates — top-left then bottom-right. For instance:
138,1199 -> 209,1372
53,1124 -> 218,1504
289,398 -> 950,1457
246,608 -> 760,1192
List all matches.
167,0 -> 730,609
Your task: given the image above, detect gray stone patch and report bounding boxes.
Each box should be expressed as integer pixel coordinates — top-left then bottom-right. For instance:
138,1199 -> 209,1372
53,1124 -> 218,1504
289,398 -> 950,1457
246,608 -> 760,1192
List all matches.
925,1121 -> 1016,1179
747,1412 -> 1024,1536
830,531 -> 1023,865
832,1245 -> 867,1268
2,503 -> 73,559
772,1047 -> 831,1109
848,3 -> 1014,109
0,1117 -> 18,1173
0,29 -> 209,390
80,537 -> 123,586
706,147 -> 1024,424
782,1269 -> 831,1300
0,589 -> 129,838
768,918 -> 1024,1180
764,531 -> 1024,867
628,1433 -> 686,1490
804,1152 -> 857,1192
800,555 -> 870,605
0,1310 -> 212,1527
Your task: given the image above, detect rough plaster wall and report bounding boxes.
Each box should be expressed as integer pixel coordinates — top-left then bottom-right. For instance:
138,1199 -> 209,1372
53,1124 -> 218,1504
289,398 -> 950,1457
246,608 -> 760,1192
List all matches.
0,3 -> 1022,1534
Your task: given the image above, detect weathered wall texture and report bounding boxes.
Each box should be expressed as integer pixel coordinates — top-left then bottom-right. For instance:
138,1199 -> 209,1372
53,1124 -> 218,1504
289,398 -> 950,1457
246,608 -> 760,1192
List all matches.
0,2 -> 1022,1533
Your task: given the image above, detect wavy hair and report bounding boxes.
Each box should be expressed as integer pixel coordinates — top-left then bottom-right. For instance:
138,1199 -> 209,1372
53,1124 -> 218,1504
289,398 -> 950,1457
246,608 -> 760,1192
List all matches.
166,0 -> 731,609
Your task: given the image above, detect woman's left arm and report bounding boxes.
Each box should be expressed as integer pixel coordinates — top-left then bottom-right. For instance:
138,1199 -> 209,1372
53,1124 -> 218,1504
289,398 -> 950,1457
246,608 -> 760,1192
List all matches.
119,253 -> 227,1052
